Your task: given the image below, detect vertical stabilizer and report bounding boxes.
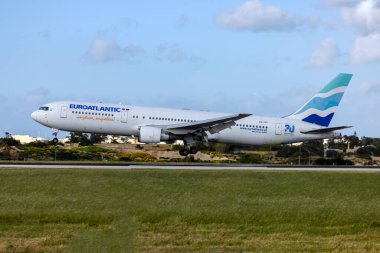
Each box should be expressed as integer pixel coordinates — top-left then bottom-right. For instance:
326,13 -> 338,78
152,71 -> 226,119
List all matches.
285,73 -> 352,127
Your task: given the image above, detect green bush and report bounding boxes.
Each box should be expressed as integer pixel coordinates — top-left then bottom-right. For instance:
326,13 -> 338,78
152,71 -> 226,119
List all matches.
277,145 -> 299,157
171,144 -> 182,151
71,145 -> 114,153
20,145 -> 117,161
357,146 -> 379,157
239,153 -> 262,164
119,152 -> 156,162
0,137 -> 20,146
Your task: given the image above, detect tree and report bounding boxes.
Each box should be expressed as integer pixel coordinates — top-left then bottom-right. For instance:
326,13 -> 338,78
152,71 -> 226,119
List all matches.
79,134 -> 93,146
344,134 -> 360,148
69,132 -> 93,146
90,134 -> 106,144
1,132 -> 20,147
277,145 -> 299,157
357,146 -> 377,157
361,137 -> 373,146
69,132 -> 82,143
302,140 -> 324,157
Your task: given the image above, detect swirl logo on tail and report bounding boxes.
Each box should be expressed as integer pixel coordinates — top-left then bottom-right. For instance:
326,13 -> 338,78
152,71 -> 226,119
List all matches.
285,73 -> 353,127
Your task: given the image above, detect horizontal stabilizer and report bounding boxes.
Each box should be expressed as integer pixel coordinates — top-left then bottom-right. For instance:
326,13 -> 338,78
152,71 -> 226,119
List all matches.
301,126 -> 352,134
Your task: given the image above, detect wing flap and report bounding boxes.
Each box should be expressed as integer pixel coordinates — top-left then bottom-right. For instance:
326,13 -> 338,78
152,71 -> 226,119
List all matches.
148,113 -> 251,135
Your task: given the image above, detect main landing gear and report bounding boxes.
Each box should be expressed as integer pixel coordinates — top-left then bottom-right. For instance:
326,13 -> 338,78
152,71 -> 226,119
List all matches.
179,146 -> 198,156
178,134 -> 204,156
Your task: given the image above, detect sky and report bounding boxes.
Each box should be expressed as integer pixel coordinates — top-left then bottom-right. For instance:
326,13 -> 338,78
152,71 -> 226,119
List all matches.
1,0 -> 380,138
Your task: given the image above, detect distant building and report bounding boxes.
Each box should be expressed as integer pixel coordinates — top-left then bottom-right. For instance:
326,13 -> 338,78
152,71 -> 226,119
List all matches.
12,135 -> 48,144
60,137 -> 71,143
102,135 -> 138,144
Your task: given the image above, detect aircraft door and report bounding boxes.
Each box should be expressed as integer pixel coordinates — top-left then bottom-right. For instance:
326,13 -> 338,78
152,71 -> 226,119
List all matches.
275,123 -> 282,135
60,106 -> 68,118
121,109 -> 128,123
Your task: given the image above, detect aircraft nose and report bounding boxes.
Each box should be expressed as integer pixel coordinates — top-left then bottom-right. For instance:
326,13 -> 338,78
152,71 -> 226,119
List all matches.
31,111 -> 39,121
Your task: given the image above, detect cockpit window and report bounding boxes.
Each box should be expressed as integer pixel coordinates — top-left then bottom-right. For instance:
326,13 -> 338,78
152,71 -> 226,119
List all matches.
39,106 -> 49,111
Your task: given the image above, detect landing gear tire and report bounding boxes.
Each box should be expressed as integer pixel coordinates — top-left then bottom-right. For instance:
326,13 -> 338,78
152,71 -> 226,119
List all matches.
189,147 -> 198,154
52,138 -> 59,145
179,148 -> 189,156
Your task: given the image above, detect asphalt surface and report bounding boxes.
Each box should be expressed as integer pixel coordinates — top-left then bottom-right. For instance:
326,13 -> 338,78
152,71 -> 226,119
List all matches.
1,163 -> 380,172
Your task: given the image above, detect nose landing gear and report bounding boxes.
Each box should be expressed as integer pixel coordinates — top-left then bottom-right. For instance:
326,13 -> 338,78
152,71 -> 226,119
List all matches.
51,129 -> 59,145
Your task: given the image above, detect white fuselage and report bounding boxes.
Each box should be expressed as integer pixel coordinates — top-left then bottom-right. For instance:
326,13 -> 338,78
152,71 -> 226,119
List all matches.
31,101 -> 336,145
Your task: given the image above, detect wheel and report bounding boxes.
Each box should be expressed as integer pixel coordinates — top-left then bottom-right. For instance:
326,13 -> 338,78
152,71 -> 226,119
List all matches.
52,138 -> 59,145
179,148 -> 189,156
189,147 -> 198,154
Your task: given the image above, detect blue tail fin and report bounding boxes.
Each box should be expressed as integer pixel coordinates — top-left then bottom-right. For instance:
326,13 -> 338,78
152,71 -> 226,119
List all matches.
286,73 -> 353,127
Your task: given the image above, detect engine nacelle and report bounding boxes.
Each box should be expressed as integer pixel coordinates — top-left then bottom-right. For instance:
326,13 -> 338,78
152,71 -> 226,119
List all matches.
139,126 -> 169,143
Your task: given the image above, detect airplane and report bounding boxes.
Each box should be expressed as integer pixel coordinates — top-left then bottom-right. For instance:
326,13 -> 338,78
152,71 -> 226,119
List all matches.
31,73 -> 353,156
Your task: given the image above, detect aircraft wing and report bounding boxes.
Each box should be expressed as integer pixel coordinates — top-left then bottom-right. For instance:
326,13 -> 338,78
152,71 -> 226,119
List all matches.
150,113 -> 251,135
301,126 -> 352,134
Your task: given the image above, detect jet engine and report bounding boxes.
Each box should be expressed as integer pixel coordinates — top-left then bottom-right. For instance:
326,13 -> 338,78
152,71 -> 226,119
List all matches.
139,126 -> 169,143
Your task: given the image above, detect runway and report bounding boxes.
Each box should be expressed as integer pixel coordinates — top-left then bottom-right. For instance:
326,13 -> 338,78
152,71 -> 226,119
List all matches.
1,163 -> 380,172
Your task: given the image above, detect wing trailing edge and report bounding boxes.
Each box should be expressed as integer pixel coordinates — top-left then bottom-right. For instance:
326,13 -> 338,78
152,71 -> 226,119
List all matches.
148,113 -> 251,135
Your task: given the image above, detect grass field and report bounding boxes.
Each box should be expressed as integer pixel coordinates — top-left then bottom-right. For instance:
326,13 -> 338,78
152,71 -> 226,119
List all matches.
0,169 -> 380,252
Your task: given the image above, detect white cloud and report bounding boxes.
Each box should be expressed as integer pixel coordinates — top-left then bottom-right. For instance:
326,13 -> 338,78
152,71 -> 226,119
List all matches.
26,88 -> 51,103
359,80 -> 380,94
217,0 -> 296,31
190,56 -> 207,65
351,32 -> 380,64
177,15 -> 190,28
85,37 -> 123,63
322,0 -> 361,7
84,37 -> 146,64
324,0 -> 380,64
342,0 -> 380,34
124,44 -> 146,60
300,15 -> 322,30
156,44 -> 187,63
308,38 -> 340,68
